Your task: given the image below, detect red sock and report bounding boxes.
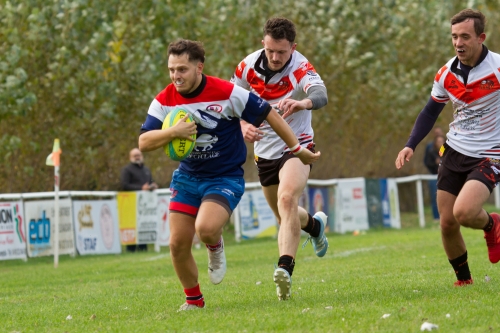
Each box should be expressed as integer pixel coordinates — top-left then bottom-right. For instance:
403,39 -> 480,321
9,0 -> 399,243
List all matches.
206,238 -> 222,251
184,284 -> 205,307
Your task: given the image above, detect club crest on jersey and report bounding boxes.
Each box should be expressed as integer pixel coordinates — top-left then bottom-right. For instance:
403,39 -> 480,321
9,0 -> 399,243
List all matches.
278,80 -> 290,90
206,104 -> 223,113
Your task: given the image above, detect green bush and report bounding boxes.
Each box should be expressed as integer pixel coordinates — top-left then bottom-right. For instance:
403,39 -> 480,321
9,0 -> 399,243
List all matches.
1,0 -> 499,192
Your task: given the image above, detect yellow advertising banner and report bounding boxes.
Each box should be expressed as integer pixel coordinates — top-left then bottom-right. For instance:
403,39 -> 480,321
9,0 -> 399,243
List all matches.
117,192 -> 137,245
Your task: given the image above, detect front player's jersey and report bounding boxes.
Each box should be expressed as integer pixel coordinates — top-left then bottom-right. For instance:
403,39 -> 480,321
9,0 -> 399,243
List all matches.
141,75 -> 270,178
431,47 -> 500,158
231,49 -> 325,160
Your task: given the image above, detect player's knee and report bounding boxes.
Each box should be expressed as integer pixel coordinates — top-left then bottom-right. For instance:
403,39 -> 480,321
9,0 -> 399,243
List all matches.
169,239 -> 191,258
277,192 -> 297,210
440,218 -> 459,236
453,207 -> 476,227
195,227 -> 217,244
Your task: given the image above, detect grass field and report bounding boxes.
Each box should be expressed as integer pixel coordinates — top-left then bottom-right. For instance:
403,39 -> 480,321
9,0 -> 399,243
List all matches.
1,207 -> 500,333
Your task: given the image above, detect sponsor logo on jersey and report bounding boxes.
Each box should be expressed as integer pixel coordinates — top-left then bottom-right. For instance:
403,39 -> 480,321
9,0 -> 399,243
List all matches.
479,80 -> 494,90
193,134 -> 218,152
307,70 -> 318,76
192,109 -> 220,129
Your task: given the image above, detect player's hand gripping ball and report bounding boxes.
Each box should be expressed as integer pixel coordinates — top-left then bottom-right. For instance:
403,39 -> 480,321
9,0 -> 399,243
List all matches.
162,108 -> 196,161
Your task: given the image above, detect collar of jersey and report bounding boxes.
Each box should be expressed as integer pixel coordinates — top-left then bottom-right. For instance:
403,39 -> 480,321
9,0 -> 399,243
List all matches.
255,50 -> 293,84
450,45 -> 488,85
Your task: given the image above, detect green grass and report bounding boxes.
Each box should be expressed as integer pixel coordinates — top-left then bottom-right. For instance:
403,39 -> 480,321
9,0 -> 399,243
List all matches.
1,210 -> 500,333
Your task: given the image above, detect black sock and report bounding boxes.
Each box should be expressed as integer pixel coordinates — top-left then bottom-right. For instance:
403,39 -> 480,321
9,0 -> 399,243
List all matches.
302,214 -> 320,238
484,213 -> 494,232
278,255 -> 295,277
449,251 -> 471,281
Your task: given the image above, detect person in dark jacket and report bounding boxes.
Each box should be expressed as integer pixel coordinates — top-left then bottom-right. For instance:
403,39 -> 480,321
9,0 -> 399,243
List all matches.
423,130 -> 445,221
120,148 -> 158,252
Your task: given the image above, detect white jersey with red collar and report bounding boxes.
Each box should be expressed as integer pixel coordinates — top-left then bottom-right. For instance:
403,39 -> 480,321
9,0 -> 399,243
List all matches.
431,49 -> 500,158
231,49 -> 325,160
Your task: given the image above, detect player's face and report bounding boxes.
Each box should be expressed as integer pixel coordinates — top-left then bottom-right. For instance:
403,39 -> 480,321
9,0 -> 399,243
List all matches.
168,54 -> 203,94
451,19 -> 485,67
262,35 -> 296,71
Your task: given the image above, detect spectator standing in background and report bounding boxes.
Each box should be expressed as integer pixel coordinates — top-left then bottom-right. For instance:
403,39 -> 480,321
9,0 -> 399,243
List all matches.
120,148 -> 158,252
423,127 -> 445,221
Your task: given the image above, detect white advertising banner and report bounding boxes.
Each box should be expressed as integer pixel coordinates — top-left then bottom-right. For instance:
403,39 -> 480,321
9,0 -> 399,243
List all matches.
72,200 -> 121,255
239,189 -> 277,239
156,194 -> 170,247
334,178 -> 370,234
136,191 -> 158,244
0,201 -> 27,260
24,199 -> 75,257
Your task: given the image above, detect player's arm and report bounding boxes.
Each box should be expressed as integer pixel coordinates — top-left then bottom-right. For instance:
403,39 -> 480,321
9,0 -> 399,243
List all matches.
277,84 -> 328,118
395,97 -> 445,169
139,115 -> 196,152
265,110 -> 320,165
240,119 -> 265,143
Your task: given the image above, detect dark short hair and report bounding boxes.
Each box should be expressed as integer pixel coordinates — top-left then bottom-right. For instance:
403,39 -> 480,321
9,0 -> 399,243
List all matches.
167,39 -> 205,63
263,17 -> 296,43
451,9 -> 486,36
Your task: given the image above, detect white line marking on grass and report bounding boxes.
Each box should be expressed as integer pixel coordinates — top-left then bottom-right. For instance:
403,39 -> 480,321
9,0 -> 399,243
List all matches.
333,246 -> 386,258
142,254 -> 170,261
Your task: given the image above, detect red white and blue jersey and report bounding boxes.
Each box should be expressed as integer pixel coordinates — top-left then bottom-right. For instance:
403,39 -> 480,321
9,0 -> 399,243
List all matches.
141,75 -> 271,178
431,48 -> 500,158
231,49 -> 325,160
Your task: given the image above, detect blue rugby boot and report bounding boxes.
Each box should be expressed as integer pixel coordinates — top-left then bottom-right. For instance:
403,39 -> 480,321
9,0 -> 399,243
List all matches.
302,211 -> 329,257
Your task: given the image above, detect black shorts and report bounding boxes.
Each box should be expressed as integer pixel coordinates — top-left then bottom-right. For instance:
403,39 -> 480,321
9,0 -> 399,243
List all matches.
255,145 -> 315,187
437,142 -> 500,196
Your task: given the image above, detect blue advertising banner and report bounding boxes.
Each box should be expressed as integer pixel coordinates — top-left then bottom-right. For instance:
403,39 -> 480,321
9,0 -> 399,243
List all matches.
379,178 -> 392,227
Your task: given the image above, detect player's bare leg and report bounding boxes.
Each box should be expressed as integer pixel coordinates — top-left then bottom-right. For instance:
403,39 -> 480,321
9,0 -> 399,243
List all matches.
196,201 -> 230,285
169,213 -> 205,310
276,158 -> 310,258
439,180 -> 492,286
262,158 -> 309,300
169,213 -> 198,288
438,190 -> 471,286
438,191 -> 464,259
454,180 -> 500,263
453,180 -> 490,229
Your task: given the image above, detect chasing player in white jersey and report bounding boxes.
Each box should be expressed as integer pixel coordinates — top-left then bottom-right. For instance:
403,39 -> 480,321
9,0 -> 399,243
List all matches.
396,9 -> 500,287
231,17 -> 329,300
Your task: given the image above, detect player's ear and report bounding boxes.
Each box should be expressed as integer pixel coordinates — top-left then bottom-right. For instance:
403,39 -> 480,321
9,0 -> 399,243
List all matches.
479,32 -> 486,43
197,61 -> 204,74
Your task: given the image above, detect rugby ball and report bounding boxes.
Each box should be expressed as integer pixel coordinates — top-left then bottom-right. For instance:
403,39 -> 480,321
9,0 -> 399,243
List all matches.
162,108 -> 196,161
